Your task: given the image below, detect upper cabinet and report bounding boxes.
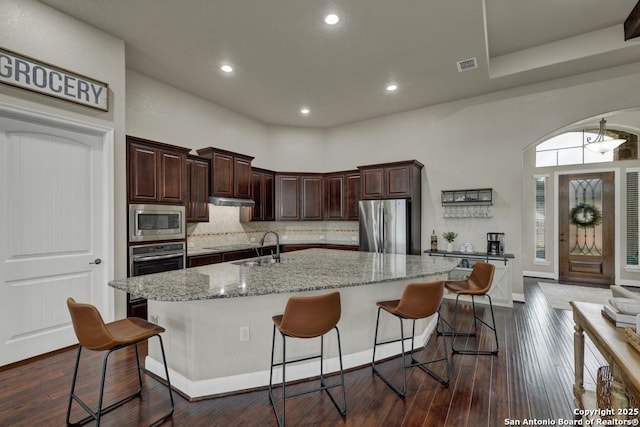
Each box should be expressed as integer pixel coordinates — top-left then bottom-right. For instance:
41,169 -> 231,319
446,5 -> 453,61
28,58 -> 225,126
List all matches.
325,170 -> 360,221
127,136 -> 189,204
358,160 -> 423,200
251,168 -> 275,221
186,155 -> 210,222
196,147 -> 254,199
275,173 -> 324,221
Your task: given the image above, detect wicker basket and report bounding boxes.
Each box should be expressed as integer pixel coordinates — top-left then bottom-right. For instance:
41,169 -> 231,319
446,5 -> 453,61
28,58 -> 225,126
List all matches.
597,365 -> 613,420
625,326 -> 640,354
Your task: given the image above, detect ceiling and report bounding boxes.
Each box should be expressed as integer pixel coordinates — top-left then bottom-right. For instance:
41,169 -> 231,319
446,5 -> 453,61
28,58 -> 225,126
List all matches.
39,0 -> 640,128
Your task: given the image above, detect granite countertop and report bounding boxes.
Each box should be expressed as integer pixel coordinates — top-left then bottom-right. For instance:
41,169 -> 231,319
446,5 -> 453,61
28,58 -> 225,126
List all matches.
109,248 -> 458,301
187,240 -> 359,257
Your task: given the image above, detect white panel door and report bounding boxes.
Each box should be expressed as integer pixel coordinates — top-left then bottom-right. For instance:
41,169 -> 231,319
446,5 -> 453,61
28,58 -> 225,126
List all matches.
0,111 -> 111,366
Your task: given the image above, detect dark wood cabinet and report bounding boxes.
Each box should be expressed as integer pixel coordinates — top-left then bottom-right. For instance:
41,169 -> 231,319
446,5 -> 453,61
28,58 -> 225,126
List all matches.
251,168 -> 275,221
358,160 -> 422,200
196,147 -> 254,200
345,172 -> 361,221
282,244 -> 358,252
325,173 -> 345,220
222,249 -> 258,262
275,174 -> 301,220
276,173 -> 324,221
186,155 -> 210,222
324,170 -> 360,221
358,160 -> 423,254
188,253 -> 222,267
301,175 -> 324,220
127,136 -> 188,204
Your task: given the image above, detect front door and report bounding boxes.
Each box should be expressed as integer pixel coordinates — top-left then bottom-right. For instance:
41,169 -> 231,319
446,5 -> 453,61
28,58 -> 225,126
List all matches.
0,109 -> 112,366
559,172 -> 614,285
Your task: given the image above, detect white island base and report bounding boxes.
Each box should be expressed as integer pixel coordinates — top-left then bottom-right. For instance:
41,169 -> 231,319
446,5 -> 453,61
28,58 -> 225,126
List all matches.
146,276 -> 447,400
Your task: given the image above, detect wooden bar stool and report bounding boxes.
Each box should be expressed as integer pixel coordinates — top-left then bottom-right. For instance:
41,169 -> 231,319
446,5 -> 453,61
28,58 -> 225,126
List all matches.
372,281 -> 450,398
268,291 -> 347,427
442,261 -> 499,355
65,298 -> 174,427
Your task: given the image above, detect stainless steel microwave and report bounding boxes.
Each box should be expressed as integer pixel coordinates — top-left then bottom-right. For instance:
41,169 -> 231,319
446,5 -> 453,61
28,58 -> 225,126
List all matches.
129,204 -> 185,242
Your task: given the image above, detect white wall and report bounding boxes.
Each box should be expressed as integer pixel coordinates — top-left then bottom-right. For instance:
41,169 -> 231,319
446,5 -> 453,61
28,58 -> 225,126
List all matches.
126,70 -> 268,161
0,0 -> 127,315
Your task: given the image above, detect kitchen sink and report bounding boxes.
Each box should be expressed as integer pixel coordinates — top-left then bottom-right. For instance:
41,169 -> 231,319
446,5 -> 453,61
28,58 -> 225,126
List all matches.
232,257 -> 279,267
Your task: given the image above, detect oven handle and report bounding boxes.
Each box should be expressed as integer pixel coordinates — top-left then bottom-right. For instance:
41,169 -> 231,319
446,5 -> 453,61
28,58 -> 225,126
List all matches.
131,253 -> 185,262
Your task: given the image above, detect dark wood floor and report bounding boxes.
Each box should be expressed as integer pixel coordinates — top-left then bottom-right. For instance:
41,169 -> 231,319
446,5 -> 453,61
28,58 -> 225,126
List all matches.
0,278 -> 608,427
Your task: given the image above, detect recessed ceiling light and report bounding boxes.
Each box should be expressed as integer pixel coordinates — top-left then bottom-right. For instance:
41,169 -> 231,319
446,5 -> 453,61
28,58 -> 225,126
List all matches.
220,64 -> 233,73
386,84 -> 398,92
300,107 -> 310,115
324,14 -> 340,25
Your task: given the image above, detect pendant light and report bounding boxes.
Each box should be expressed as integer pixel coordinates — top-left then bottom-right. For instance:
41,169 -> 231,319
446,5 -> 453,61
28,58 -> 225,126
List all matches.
584,118 -> 626,154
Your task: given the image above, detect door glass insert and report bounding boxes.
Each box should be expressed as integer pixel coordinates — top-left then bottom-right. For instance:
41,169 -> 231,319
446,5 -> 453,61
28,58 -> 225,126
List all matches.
569,178 -> 603,256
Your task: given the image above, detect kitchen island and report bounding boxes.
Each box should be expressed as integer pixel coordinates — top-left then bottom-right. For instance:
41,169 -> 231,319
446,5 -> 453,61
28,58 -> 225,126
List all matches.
109,249 -> 458,399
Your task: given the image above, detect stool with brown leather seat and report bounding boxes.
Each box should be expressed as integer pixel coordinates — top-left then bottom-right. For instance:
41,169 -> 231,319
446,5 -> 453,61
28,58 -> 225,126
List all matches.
268,291 -> 346,427
65,297 -> 174,427
442,261 -> 498,355
372,281 -> 450,398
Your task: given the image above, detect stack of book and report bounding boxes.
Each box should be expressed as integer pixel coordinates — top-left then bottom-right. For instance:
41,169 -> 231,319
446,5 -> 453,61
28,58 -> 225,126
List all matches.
602,304 -> 637,328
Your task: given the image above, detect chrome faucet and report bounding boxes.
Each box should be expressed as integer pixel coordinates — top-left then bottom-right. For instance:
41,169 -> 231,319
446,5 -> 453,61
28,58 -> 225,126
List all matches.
259,230 -> 280,262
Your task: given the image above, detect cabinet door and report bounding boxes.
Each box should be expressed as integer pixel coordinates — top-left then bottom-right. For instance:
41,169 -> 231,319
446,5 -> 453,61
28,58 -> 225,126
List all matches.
385,164 -> 411,197
128,142 -> 158,202
301,176 -> 324,220
187,158 -> 210,222
345,173 -> 361,221
276,175 -> 300,220
250,171 -> 263,220
325,174 -> 345,220
188,253 -> 222,267
212,152 -> 234,197
234,157 -> 252,199
360,167 -> 384,199
262,172 -> 275,221
159,149 -> 186,203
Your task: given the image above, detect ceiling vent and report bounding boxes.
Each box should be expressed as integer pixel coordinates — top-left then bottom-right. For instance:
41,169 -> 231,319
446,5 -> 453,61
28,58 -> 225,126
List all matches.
456,57 -> 478,72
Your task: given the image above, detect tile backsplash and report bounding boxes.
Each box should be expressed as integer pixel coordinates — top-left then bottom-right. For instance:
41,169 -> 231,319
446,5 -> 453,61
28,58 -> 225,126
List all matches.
187,205 -> 358,249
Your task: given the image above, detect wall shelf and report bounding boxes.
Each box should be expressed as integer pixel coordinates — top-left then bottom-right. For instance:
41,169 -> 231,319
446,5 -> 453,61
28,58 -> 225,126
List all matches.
441,188 -> 492,206
441,188 -> 493,218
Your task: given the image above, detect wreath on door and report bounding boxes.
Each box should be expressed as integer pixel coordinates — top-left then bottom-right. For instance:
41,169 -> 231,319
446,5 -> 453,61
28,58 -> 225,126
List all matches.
569,202 -> 602,228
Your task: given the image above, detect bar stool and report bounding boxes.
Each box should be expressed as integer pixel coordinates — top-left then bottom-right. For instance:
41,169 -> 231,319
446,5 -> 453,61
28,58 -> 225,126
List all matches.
443,261 -> 498,355
65,298 -> 174,427
268,291 -> 346,427
372,281 -> 450,398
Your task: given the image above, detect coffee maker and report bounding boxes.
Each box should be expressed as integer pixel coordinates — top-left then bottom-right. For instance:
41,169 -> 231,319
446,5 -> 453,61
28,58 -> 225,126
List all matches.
487,232 -> 505,255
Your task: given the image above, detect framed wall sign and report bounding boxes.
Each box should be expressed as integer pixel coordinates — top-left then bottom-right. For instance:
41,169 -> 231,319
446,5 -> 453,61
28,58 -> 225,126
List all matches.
0,47 -> 109,112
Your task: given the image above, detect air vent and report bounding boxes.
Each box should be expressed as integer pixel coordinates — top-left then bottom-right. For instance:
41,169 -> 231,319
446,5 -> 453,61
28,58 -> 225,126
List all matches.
456,57 -> 477,72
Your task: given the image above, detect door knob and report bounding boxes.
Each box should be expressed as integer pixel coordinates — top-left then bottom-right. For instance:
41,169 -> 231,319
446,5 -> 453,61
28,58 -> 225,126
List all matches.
90,258 -> 102,265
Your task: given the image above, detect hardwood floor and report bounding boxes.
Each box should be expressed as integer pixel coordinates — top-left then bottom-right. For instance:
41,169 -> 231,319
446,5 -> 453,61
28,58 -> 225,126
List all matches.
0,279 -> 608,426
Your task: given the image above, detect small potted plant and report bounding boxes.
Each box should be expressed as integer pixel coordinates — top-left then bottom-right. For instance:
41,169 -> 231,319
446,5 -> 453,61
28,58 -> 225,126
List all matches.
442,231 -> 458,252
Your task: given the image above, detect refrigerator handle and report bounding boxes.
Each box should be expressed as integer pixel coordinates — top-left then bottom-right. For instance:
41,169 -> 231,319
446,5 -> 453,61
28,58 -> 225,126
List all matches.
380,203 -> 385,253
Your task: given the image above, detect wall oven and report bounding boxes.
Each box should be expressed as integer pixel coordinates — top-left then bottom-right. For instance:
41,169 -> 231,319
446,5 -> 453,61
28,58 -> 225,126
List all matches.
128,242 -> 185,318
129,204 -> 185,242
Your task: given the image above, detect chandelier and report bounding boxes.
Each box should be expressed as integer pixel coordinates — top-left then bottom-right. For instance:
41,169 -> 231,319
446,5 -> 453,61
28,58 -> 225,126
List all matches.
584,118 -> 626,154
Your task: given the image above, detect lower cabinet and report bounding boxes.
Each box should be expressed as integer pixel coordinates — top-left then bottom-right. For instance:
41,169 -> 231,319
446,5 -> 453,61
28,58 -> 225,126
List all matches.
282,244 -> 358,252
188,253 -> 222,268
187,246 -> 277,267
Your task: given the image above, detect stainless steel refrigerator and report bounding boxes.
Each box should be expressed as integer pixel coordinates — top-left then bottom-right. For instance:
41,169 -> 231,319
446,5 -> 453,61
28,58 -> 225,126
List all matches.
359,199 -> 410,254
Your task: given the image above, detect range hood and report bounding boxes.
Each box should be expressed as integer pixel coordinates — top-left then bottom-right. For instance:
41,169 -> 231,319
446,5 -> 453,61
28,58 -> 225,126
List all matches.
209,196 -> 255,208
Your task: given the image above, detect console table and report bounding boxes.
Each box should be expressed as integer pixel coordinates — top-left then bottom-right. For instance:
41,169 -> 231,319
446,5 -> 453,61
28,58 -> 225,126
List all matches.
571,301 -> 640,420
425,250 -> 514,307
